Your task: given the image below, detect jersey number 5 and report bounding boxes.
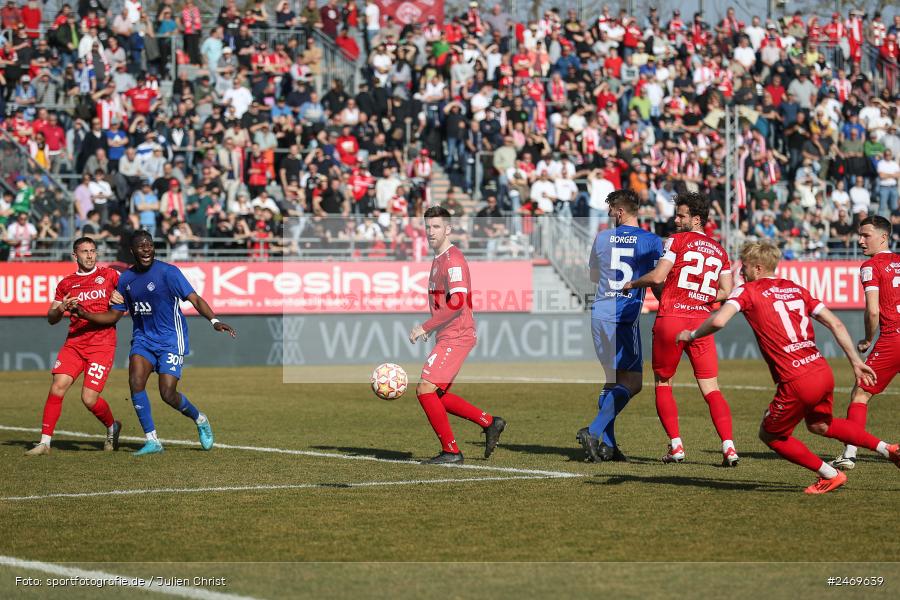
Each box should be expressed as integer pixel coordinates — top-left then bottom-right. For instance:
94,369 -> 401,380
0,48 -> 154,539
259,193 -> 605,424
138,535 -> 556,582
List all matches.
677,251 -> 723,296
608,248 -> 634,290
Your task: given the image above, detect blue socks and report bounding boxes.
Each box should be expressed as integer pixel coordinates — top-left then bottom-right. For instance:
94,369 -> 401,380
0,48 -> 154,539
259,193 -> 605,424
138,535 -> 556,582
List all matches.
131,391 -> 156,434
178,394 -> 200,421
589,384 -> 632,447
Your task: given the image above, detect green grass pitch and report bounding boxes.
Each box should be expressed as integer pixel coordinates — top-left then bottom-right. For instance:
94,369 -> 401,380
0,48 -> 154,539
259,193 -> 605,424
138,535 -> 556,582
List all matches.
1,360 -> 898,598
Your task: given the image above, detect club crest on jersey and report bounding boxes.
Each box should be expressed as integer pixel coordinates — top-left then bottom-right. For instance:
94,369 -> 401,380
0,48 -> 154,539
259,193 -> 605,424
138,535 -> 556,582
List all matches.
95,276 -> 105,284
147,282 -> 156,291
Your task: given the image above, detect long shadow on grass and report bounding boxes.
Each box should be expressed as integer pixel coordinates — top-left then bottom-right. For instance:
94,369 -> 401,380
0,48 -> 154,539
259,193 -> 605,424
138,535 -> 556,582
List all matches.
587,474 -> 798,493
699,449 -> 882,464
310,445 -> 415,461
1,439 -> 145,452
492,442 -> 657,464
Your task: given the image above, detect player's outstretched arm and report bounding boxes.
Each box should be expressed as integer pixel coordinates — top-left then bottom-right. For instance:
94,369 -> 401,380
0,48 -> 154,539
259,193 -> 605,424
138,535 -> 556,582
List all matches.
675,302 -> 739,343
185,292 -> 237,338
858,289 -> 879,353
70,305 -> 126,325
622,259 -> 674,292
813,306 -> 876,387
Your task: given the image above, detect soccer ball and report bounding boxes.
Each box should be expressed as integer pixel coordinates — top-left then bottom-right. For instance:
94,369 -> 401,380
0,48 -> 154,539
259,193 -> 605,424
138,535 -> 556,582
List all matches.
371,363 -> 408,400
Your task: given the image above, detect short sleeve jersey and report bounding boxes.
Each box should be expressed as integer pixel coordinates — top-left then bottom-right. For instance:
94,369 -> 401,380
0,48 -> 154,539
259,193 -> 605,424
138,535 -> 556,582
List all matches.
658,231 -> 732,317
428,245 -> 476,342
860,251 -> 900,336
112,260 -> 195,354
725,277 -> 827,384
53,265 -> 120,346
589,224 -> 663,323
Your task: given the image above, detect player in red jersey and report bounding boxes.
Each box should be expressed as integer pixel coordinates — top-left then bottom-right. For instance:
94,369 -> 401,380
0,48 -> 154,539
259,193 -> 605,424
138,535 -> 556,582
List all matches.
25,237 -> 122,456
624,193 -> 739,466
677,242 -> 900,493
833,216 -> 900,469
408,206 -> 506,464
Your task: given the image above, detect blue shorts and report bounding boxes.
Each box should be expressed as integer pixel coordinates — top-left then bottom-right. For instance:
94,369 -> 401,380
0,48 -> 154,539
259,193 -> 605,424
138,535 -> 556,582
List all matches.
131,339 -> 184,379
591,318 -> 642,373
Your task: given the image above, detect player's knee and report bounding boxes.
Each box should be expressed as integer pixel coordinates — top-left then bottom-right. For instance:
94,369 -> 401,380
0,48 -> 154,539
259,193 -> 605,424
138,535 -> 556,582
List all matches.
806,421 -> 829,435
416,381 -> 437,396
758,426 -> 776,445
850,389 -> 871,405
80,393 -> 98,409
128,375 -> 146,393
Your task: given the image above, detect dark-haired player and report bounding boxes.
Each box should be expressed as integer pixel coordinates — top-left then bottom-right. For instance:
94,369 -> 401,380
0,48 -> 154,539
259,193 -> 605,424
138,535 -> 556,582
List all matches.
26,237 -> 122,456
678,242 -> 899,494
408,206 -> 506,464
73,230 -> 236,456
624,193 -> 739,466
833,216 -> 900,469
578,189 -> 663,462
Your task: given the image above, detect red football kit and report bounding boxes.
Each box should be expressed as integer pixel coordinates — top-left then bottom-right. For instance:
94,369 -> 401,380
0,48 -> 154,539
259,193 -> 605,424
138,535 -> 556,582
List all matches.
653,232 -> 731,379
726,278 -> 833,436
859,251 -> 900,394
52,266 -> 119,392
421,245 -> 476,390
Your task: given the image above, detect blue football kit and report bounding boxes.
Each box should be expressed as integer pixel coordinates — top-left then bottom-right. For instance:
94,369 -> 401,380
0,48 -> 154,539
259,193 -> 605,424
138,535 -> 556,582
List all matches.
112,259 -> 211,448
112,259 -> 195,379
586,224 -> 663,447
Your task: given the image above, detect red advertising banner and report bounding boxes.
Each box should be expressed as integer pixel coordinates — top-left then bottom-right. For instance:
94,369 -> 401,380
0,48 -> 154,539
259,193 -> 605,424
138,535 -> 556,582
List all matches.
642,260 -> 865,313
0,261 -> 533,316
375,0 -> 444,26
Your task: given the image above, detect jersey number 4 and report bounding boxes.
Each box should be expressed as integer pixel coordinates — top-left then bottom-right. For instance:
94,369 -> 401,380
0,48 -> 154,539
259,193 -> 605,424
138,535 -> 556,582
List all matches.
677,251 -> 723,296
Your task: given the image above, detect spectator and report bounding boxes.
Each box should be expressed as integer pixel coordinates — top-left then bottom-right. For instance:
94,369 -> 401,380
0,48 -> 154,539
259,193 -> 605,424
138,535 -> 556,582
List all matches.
4,211 -> 36,260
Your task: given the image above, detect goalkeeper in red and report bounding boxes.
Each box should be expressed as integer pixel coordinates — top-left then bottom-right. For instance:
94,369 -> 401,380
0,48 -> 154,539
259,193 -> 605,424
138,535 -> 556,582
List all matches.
408,206 -> 506,464
677,242 -> 900,494
623,193 -> 738,466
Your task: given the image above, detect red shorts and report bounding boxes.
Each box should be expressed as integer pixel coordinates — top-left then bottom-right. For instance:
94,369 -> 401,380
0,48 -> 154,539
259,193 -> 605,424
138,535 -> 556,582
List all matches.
52,341 -> 115,393
421,338 -> 475,391
860,335 -> 900,395
652,316 -> 718,380
762,367 -> 834,437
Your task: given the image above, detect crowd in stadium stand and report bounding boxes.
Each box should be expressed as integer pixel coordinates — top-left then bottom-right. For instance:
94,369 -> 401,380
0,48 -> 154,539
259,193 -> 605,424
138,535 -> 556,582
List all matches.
0,1 -> 899,261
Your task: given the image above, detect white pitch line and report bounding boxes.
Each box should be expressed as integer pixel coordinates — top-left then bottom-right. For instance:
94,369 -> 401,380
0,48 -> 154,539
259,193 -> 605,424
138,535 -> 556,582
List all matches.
1,475 -> 560,502
0,425 -> 580,479
458,375 -> 900,395
0,555 -> 259,600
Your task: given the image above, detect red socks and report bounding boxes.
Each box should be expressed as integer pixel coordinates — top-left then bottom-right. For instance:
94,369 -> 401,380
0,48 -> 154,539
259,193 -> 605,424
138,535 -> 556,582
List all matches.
823,418 -> 881,452
89,397 -> 115,428
847,402 -> 868,428
766,435 -> 823,472
417,392 -> 458,453
41,393 -> 63,436
704,390 -> 734,441
440,392 -> 492,427
655,385 -> 679,439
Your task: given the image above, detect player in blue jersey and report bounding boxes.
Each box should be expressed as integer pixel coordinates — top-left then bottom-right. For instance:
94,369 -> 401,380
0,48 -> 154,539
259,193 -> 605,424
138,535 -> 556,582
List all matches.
577,189 -> 663,462
73,230 -> 236,456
